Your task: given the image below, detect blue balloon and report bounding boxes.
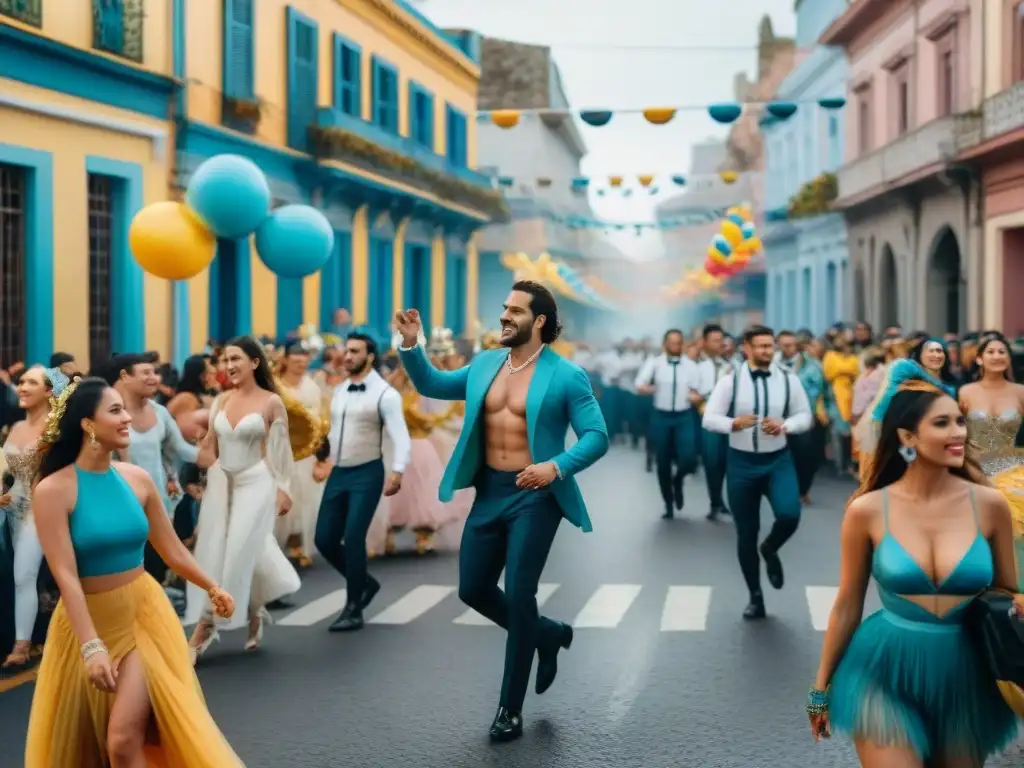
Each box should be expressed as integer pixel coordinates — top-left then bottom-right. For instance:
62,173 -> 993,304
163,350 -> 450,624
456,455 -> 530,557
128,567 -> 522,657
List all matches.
712,234 -> 733,257
741,221 -> 756,240
255,205 -> 334,279
185,154 -> 271,238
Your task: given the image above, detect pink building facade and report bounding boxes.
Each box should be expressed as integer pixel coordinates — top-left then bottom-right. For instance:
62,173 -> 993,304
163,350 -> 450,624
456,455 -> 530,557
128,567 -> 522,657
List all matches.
821,0 -> 983,334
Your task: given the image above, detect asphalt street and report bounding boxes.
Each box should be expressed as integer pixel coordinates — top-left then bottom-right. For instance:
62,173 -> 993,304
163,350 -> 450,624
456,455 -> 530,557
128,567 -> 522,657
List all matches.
1,444 -> 1022,767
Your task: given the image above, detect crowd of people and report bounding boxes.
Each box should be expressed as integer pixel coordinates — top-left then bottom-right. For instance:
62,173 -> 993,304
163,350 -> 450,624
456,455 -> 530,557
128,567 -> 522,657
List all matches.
3,286 -> 1024,764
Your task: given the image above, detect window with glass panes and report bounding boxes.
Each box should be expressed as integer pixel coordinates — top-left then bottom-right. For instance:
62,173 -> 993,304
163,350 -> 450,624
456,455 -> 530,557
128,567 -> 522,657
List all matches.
88,175 -> 114,365
0,164 -> 26,368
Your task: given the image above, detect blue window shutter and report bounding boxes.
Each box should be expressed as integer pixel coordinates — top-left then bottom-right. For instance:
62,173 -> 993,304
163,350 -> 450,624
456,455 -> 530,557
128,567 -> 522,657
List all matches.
333,34 -> 361,117
287,8 -> 318,152
348,47 -> 362,117
95,0 -> 125,54
370,55 -> 380,126
223,0 -> 254,98
408,82 -> 418,142
425,92 -> 435,149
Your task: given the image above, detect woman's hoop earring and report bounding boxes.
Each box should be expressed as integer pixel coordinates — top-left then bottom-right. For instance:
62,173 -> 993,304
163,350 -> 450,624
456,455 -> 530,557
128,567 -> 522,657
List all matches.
898,445 -> 917,463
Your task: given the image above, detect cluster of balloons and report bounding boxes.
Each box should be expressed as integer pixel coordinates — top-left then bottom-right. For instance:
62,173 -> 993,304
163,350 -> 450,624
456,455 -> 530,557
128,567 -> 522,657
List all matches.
704,204 -> 762,279
129,155 -> 334,281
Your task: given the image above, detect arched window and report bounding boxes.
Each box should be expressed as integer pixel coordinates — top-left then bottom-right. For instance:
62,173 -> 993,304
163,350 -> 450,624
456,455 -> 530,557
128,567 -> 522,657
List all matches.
88,174 -> 114,366
0,164 -> 26,368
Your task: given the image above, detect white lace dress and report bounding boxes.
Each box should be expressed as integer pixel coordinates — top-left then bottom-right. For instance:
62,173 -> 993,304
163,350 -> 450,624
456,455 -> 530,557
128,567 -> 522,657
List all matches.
184,399 -> 301,631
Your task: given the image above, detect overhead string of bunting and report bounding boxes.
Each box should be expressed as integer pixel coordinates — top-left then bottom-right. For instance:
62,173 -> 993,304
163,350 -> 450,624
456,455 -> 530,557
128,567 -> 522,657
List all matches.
497,170 -> 755,196
476,97 -> 847,129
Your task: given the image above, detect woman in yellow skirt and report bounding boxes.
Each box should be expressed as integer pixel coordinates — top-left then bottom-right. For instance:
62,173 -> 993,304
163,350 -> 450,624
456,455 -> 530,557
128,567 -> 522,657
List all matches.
25,377 -> 244,767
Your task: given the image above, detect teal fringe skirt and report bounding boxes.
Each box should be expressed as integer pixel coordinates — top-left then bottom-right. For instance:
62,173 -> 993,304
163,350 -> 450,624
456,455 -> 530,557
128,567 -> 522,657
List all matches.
829,609 -> 1019,761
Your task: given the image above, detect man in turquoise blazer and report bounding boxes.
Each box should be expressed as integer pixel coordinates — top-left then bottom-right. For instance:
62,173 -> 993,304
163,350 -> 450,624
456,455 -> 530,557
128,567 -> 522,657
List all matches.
395,281 -> 608,742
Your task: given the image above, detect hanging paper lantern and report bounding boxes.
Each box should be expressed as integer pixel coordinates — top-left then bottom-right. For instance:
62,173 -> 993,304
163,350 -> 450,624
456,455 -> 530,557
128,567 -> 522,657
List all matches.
579,110 -> 613,127
818,96 -> 846,110
708,103 -> 743,124
720,218 -> 744,247
643,107 -> 676,125
766,101 -> 798,120
490,110 -> 521,129
671,175 -> 686,186
649,186 -> 659,195
254,205 -> 334,278
185,154 -> 271,238
719,171 -> 739,184
571,177 -> 590,188
637,175 -> 654,187
129,202 -> 216,280
608,176 -> 623,187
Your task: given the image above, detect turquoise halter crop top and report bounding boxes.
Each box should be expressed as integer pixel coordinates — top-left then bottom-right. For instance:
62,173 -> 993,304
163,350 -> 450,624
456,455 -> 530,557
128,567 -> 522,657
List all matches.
70,466 -> 150,578
872,487 -> 993,623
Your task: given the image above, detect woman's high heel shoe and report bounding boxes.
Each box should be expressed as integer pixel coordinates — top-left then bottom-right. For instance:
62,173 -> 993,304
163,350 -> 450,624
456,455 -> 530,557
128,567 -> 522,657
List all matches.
187,622 -> 219,666
245,607 -> 272,652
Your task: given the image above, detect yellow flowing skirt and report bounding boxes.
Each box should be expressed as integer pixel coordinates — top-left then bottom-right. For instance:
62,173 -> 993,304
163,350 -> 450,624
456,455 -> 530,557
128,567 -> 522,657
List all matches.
989,464 -> 1024,717
25,572 -> 244,767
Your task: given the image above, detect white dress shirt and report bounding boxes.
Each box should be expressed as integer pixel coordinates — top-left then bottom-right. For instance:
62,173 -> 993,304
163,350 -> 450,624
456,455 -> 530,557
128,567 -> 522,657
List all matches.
327,369 -> 411,472
635,354 -> 703,412
617,351 -> 645,393
596,350 -> 622,387
702,364 -> 812,453
697,355 -> 735,397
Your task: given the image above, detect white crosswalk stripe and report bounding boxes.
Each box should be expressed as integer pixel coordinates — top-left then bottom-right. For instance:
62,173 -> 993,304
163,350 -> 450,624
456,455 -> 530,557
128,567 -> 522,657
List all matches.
368,585 -> 456,625
805,586 -> 838,631
572,584 -> 642,628
272,583 -> 842,631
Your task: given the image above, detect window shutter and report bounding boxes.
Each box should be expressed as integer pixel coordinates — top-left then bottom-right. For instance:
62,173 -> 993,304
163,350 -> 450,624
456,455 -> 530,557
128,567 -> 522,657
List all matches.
225,0 -> 254,98
288,11 -> 318,150
370,55 -> 380,125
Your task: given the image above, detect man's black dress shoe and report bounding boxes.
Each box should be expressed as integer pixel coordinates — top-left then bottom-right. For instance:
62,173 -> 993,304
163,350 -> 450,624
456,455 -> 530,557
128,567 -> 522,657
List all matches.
328,603 -> 364,632
673,479 -> 684,510
760,543 -> 785,589
536,622 -> 574,694
265,598 -> 295,610
360,578 -> 380,611
488,707 -> 523,742
743,595 -> 766,620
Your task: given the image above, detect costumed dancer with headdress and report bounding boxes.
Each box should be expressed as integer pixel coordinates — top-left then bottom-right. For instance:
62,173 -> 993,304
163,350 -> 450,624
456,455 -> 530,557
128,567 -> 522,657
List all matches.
185,337 -> 301,661
807,358 -> 1022,763
958,332 -> 1024,590
275,341 -> 329,568
24,377 -> 244,767
0,366 -> 68,669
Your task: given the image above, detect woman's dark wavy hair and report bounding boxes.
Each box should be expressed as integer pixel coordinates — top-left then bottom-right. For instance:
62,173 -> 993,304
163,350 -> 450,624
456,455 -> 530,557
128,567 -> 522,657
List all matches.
38,378 -> 111,481
224,336 -> 278,394
852,383 -> 982,502
909,337 -> 956,387
967,331 -> 1014,383
177,354 -> 213,397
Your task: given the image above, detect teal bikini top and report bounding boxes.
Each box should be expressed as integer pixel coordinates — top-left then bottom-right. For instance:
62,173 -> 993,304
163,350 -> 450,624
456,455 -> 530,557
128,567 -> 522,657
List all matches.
872,487 -> 993,623
70,466 -> 149,578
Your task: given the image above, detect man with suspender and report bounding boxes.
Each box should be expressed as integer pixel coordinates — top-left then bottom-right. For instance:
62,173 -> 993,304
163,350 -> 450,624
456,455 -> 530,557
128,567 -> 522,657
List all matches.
314,332 -> 411,632
702,325 -> 812,619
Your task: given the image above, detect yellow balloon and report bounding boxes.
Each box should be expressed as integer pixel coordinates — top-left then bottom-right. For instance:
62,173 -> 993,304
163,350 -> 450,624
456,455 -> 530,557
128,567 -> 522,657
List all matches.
129,202 -> 215,280
720,219 -> 743,247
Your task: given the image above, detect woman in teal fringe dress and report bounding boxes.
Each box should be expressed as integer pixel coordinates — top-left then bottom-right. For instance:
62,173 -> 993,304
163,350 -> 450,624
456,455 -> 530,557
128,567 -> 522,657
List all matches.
808,360 -> 1021,766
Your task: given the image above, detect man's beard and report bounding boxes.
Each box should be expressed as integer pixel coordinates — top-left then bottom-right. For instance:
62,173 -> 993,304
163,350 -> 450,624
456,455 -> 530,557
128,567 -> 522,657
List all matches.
346,359 -> 368,375
499,323 -> 531,348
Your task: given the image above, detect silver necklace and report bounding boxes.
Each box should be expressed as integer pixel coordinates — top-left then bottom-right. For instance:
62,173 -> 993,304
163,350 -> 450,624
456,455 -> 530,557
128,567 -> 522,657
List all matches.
507,345 -> 544,374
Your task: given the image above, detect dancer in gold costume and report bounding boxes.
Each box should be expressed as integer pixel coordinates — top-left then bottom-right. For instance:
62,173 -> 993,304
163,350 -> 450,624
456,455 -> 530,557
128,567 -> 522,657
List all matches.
958,332 -> 1024,590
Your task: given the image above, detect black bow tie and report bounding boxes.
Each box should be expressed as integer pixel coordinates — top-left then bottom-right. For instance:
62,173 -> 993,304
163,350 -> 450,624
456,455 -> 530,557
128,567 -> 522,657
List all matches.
750,369 -> 770,380
347,383 -> 366,392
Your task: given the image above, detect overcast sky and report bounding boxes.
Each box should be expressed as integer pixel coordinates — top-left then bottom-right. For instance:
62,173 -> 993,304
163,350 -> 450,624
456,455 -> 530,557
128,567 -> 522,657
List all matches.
415,0 -> 796,234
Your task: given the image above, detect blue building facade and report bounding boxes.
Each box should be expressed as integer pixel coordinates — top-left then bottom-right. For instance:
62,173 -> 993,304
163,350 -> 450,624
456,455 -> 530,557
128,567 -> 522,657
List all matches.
762,0 -> 850,333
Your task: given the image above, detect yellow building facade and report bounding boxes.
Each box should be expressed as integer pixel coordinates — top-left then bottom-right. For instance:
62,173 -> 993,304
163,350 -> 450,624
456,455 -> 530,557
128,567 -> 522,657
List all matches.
0,0 -> 501,370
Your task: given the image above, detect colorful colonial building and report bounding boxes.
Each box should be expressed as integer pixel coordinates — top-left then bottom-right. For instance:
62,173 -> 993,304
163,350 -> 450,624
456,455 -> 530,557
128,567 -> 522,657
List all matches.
0,0 -> 501,370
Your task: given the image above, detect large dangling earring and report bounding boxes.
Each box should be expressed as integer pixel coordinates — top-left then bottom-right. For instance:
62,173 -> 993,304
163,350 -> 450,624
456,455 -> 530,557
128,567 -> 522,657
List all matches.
86,427 -> 98,449
898,445 -> 917,463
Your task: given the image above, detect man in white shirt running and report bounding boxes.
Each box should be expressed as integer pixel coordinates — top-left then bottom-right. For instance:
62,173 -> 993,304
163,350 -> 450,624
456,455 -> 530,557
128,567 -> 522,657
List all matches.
702,325 -> 812,619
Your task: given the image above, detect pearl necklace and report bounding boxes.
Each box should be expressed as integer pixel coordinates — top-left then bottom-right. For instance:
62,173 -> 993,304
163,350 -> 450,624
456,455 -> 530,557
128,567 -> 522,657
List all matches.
506,345 -> 545,374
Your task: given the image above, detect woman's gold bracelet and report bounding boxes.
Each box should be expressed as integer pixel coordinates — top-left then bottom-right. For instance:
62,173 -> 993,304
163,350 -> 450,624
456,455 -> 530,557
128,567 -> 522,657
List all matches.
80,638 -> 107,661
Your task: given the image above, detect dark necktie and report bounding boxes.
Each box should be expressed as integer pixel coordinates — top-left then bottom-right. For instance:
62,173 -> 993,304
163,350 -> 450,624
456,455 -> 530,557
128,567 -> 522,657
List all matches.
347,383 -> 366,393
667,358 -> 680,411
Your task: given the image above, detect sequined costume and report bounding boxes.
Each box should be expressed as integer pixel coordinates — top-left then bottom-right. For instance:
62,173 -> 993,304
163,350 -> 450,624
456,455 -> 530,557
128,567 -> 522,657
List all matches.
2,442 -> 46,647
966,409 -> 1024,588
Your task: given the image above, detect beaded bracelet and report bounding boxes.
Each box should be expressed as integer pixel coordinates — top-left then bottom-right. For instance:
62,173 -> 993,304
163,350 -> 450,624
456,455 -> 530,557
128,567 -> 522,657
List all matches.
80,638 -> 107,662
806,687 -> 829,715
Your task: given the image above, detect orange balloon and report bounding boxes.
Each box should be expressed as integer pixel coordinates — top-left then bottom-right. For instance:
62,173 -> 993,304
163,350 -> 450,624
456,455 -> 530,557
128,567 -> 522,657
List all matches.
130,202 -> 216,280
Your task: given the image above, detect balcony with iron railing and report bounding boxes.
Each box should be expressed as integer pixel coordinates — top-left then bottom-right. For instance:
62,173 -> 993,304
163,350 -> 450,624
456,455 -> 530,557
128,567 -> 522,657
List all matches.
0,0 -> 41,26
836,112 -> 981,202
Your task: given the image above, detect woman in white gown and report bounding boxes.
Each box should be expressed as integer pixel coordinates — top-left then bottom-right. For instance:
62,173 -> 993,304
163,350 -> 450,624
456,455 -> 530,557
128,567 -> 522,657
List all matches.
186,336 -> 301,660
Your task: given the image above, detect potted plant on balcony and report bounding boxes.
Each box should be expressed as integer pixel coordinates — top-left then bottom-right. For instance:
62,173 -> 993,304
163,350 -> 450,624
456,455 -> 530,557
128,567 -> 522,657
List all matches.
787,171 -> 838,219
310,124 -> 509,221
223,94 -> 267,133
